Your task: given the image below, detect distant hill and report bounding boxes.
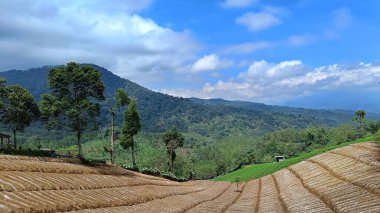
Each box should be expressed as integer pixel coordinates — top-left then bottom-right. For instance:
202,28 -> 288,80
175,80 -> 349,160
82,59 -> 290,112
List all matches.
0,64 -> 373,138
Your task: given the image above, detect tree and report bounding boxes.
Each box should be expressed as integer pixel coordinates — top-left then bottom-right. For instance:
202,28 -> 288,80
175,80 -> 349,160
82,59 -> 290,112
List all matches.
354,110 -> 366,137
106,89 -> 129,164
162,127 -> 184,172
39,62 -> 105,157
120,100 -> 141,167
0,85 -> 39,149
0,78 -> 7,109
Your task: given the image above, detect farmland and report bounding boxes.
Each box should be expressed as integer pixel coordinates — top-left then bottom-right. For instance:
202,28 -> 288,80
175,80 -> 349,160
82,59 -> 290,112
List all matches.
0,142 -> 379,212
215,136 -> 375,182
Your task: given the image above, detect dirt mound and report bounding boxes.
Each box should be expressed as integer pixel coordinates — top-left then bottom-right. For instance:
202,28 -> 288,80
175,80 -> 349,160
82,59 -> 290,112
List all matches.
0,142 -> 379,212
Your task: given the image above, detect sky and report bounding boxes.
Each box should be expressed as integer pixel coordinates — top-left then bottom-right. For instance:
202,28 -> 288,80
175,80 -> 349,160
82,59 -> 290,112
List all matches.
1,0 -> 380,111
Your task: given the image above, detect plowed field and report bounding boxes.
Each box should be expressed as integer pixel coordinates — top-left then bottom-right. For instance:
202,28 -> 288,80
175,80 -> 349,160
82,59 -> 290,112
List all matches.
0,142 -> 379,212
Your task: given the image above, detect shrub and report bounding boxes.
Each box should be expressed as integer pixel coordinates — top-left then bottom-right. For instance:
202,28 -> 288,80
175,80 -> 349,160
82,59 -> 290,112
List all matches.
141,168 -> 161,176
124,165 -> 139,172
175,176 -> 189,182
373,129 -> 380,142
161,172 -> 188,182
161,172 -> 177,181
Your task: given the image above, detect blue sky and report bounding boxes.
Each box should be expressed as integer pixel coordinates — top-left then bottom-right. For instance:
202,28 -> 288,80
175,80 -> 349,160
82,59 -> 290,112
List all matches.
1,0 -> 380,111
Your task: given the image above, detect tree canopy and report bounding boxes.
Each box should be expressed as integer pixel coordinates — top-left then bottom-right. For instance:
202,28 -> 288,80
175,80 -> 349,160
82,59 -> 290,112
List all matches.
106,89 -> 130,164
0,85 -> 39,148
120,99 -> 141,167
39,62 -> 105,157
162,127 -> 185,172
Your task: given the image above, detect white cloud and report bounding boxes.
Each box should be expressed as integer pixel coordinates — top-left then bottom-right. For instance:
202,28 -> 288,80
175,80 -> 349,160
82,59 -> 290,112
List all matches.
288,34 -> 316,46
236,7 -> 286,31
333,7 -> 352,29
190,54 -> 233,73
0,0 -> 200,84
162,61 -> 380,104
222,41 -> 271,54
222,0 -> 258,8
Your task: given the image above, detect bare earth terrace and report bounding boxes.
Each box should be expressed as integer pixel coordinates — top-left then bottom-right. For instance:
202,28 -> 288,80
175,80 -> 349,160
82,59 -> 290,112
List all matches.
0,142 -> 379,212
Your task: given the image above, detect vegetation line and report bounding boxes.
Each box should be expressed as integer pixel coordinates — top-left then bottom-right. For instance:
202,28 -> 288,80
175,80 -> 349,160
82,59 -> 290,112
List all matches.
222,182 -> 248,213
307,159 -> 380,197
254,178 -> 261,213
271,174 -> 288,213
287,167 -> 337,213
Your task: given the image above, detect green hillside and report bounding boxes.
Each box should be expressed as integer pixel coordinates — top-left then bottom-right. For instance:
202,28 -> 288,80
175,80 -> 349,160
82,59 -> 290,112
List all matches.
1,64 -> 377,180
215,135 -> 375,182
0,64 -> 369,138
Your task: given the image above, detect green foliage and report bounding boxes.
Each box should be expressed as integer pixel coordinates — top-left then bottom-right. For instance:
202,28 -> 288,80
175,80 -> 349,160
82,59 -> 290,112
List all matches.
366,120 -> 380,134
0,85 -> 39,148
1,64 -> 374,139
160,172 -> 188,182
107,89 -> 129,164
121,100 -> 141,142
215,135 -> 374,182
140,168 -> 161,176
373,129 -> 380,141
162,127 -> 185,172
39,62 -> 105,157
354,110 -> 367,137
124,164 -> 139,172
120,100 -> 141,167
115,89 -> 130,107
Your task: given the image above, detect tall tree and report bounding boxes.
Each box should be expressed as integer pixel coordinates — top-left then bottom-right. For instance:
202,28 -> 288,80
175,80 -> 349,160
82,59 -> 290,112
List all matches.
120,100 -> 141,167
106,89 -> 129,164
40,62 -> 105,157
162,127 -> 184,172
354,110 -> 366,137
0,78 -> 6,108
0,85 -> 39,149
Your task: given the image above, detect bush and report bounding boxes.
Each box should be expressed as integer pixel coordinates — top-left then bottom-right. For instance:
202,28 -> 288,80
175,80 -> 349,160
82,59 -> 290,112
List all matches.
161,172 -> 189,182
141,168 -> 161,176
124,165 -> 139,172
1,148 -> 52,157
161,172 -> 177,181
175,176 -> 189,182
373,129 -> 380,142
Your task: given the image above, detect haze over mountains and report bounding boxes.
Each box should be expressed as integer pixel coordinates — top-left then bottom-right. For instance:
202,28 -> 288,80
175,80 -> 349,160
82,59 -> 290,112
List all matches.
0,64 -> 378,138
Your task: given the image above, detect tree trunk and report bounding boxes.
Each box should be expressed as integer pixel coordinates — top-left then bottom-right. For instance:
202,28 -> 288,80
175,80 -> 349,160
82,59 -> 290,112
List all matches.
110,111 -> 115,164
169,148 -> 173,172
131,139 -> 136,167
13,129 -> 16,149
77,122 -> 82,158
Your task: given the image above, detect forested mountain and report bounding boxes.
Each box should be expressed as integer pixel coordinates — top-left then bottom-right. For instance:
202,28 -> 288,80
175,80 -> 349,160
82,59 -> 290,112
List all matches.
0,64 -> 372,138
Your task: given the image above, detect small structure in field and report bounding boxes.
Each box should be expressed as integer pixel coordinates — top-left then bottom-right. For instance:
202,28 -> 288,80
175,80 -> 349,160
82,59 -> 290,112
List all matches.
275,156 -> 286,162
0,132 -> 11,149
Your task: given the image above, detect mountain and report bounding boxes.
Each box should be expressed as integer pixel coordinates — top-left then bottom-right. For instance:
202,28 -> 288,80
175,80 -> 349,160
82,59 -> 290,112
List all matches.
0,64 -> 372,138
189,98 -> 380,122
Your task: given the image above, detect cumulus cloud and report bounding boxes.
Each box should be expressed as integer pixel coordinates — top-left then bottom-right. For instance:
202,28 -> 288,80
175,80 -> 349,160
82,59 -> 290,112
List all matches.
222,41 -> 271,54
236,7 -> 287,31
222,0 -> 258,8
0,0 -> 200,84
162,61 -> 380,104
190,54 -> 233,73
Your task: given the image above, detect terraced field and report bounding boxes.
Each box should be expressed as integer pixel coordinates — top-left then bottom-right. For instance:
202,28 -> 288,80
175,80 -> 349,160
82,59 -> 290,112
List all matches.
0,142 -> 379,212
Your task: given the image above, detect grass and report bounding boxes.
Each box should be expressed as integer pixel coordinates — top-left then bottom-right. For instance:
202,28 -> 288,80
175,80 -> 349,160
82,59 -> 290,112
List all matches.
214,135 -> 375,182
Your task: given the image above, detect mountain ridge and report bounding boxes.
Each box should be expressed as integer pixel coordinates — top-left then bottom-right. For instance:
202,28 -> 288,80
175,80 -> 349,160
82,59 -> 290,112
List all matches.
0,64 -> 373,137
